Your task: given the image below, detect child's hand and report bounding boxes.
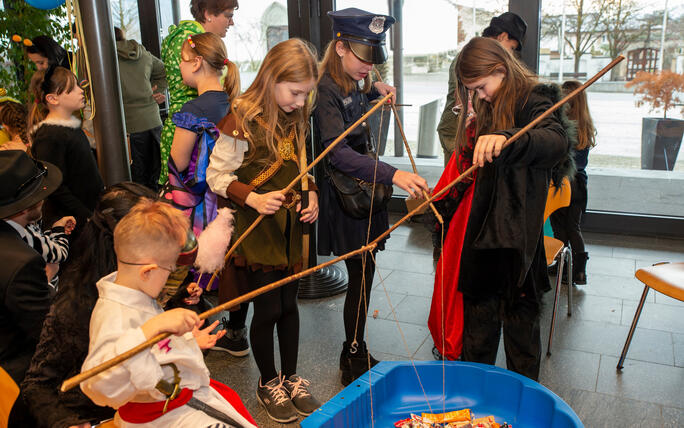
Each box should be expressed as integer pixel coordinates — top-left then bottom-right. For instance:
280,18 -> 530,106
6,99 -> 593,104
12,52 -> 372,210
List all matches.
192,319 -> 226,350
473,134 -> 507,167
53,216 -> 76,234
142,308 -> 200,339
246,191 -> 285,215
392,170 -> 429,199
297,191 -> 319,223
373,81 -> 396,100
183,282 -> 202,305
46,263 -> 59,281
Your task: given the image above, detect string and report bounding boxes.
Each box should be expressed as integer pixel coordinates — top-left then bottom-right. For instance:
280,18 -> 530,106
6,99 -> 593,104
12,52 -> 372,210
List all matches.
440,224 -> 446,413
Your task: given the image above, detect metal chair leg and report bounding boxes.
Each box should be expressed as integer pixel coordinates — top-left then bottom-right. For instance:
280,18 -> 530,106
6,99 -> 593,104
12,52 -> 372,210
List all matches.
547,253 -> 565,356
617,285 -> 650,370
565,247 -> 573,316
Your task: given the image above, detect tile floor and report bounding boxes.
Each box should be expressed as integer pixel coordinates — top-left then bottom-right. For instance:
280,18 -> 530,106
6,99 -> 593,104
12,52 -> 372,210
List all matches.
206,216 -> 684,428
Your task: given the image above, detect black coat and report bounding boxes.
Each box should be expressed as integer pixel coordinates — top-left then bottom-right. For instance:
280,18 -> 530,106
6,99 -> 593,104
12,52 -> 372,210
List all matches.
457,84 -> 573,306
22,289 -> 114,427
314,73 -> 397,256
0,221 -> 52,385
31,119 -> 104,227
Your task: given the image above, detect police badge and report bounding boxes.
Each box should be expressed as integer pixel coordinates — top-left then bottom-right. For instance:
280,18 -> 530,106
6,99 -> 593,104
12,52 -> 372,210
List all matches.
369,16 -> 385,34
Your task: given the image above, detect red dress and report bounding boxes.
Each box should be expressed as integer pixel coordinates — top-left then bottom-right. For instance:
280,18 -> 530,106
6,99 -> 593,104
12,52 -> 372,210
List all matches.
428,124 -> 476,360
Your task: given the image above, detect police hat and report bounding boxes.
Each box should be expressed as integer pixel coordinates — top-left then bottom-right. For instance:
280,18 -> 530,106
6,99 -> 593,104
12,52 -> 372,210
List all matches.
328,8 -> 395,64
486,12 -> 527,51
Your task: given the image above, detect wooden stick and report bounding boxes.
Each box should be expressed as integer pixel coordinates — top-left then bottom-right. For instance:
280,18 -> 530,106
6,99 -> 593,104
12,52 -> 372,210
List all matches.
204,92 -> 395,290
369,54 -> 626,246
61,243 -> 377,393
372,69 -> 444,224
299,143 -> 310,269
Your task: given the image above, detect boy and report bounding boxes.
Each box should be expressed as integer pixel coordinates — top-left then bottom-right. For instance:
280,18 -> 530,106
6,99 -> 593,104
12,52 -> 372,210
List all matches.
81,200 -> 256,427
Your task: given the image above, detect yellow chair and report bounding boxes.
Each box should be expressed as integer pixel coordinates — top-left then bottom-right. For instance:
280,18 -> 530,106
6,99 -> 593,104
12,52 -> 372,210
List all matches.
0,367 -> 19,428
617,262 -> 684,369
544,178 -> 572,356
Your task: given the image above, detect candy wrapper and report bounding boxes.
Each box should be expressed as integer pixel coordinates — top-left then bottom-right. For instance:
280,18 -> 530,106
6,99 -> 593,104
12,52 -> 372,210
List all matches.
422,409 -> 472,423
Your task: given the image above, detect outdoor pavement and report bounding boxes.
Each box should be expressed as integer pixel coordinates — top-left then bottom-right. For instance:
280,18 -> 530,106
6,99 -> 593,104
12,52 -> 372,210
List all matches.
205,213 -> 684,427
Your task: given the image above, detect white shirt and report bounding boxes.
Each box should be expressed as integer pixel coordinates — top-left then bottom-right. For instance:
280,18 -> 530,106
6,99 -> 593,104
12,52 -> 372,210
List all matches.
206,132 -> 249,198
81,272 -> 256,428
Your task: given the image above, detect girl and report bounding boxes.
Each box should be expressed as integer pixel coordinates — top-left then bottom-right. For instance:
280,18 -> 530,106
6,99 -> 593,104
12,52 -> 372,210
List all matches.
314,8 -> 428,386
430,37 -> 573,381
159,0 -> 238,184
29,65 -> 104,230
550,80 -> 595,284
161,32 -> 247,356
207,38 -> 320,424
0,100 -> 29,151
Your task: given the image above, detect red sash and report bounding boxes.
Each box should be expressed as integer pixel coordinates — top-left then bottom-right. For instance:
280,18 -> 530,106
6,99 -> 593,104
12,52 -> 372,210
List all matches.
117,379 -> 256,425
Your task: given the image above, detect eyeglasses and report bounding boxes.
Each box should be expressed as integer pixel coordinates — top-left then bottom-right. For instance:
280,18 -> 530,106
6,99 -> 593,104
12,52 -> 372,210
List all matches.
14,161 -> 47,199
118,260 -> 177,273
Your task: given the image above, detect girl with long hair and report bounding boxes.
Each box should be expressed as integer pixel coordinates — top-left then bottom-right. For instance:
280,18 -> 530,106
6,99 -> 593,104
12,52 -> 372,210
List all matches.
207,38 -> 321,424
159,0 -> 239,184
550,80 -> 596,284
314,9 -> 429,386
429,37 -> 574,380
0,100 -> 29,151
29,66 -> 104,230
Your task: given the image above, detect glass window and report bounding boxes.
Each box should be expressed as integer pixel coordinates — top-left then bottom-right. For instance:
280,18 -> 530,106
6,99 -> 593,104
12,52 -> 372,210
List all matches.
110,0 -> 141,42
335,0 -> 508,197
541,0 -> 684,218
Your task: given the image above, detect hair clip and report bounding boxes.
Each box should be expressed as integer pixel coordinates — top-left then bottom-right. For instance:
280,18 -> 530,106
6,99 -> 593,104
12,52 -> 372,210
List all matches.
187,35 -> 196,49
223,58 -> 229,65
0,88 -> 6,97
12,34 -> 32,46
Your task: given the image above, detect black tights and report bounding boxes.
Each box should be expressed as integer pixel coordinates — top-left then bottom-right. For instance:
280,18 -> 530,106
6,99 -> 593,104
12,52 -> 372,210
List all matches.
248,269 -> 300,382
343,255 -> 376,344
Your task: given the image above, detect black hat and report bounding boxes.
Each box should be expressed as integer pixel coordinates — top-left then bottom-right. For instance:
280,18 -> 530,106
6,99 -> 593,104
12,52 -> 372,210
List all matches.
328,8 -> 395,64
0,151 -> 62,218
487,12 -> 527,51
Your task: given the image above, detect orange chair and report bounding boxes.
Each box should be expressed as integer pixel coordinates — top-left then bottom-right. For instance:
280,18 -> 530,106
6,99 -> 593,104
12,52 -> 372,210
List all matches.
0,367 -> 19,428
617,262 -> 684,369
544,178 -> 572,355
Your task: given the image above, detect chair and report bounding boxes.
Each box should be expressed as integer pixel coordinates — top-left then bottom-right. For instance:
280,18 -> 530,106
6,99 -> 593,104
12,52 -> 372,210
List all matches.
617,262 -> 684,370
544,178 -> 573,356
0,367 -> 19,428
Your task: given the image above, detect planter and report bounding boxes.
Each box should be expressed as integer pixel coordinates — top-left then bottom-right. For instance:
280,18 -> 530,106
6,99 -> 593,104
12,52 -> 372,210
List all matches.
641,117 -> 684,171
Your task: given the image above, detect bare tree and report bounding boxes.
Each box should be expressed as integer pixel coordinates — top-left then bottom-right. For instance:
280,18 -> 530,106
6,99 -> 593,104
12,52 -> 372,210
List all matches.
601,0 -> 641,80
111,0 -> 138,40
543,0 -> 610,74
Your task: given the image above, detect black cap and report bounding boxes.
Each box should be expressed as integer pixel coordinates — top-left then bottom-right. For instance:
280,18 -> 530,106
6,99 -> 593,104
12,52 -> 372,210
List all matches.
487,12 -> 527,51
328,8 -> 395,64
0,150 -> 62,218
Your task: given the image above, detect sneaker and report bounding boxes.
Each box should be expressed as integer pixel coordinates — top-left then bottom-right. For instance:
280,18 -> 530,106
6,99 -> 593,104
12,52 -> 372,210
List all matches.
283,374 -> 321,416
256,375 -> 298,423
211,318 -> 250,357
432,345 -> 444,361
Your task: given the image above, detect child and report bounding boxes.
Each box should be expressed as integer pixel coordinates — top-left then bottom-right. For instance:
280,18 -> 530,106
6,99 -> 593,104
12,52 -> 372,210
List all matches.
314,8 -> 428,386
81,200 -> 256,428
207,38 -> 321,423
161,32 -> 249,356
430,37 -> 573,381
29,65 -> 104,230
0,100 -> 29,151
550,80 -> 595,284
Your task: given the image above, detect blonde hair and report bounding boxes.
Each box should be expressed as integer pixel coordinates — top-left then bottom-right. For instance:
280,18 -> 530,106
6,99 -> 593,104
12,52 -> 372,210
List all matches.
319,40 -> 371,96
114,200 -> 189,261
562,80 -> 596,150
28,66 -> 78,129
182,32 -> 240,102
454,37 -> 537,167
233,38 -> 318,167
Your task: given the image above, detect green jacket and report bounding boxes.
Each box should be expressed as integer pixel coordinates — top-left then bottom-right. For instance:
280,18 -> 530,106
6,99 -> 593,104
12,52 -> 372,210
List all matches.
437,55 -> 459,153
158,20 -> 205,184
116,39 -> 167,133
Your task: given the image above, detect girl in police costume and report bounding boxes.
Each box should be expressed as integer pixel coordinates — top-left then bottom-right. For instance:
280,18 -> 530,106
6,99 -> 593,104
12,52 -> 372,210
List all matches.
207,38 -> 321,424
315,8 -> 429,386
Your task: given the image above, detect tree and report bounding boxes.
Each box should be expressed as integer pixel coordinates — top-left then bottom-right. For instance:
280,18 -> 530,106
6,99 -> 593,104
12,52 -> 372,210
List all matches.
601,0 -> 641,80
111,0 -> 139,41
626,71 -> 684,119
542,0 -> 610,74
0,0 -> 69,102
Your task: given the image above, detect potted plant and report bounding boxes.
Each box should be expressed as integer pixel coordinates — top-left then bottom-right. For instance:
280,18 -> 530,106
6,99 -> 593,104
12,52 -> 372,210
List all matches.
626,70 -> 684,171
